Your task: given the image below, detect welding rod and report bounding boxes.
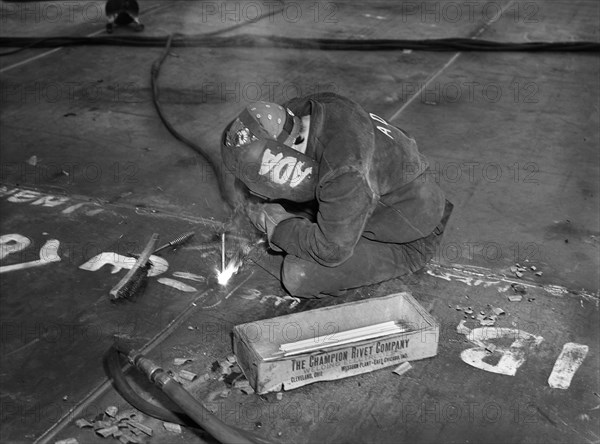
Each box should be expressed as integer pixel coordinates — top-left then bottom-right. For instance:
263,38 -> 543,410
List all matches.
221,232 -> 226,272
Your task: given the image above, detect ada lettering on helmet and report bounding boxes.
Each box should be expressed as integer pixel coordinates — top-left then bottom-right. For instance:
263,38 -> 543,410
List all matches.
222,136 -> 318,202
259,148 -> 313,188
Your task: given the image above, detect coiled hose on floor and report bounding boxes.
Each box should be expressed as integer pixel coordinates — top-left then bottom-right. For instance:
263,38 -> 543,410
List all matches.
105,341 -> 271,444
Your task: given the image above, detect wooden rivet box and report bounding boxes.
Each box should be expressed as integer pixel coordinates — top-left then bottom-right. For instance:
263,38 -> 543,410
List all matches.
233,292 -> 439,394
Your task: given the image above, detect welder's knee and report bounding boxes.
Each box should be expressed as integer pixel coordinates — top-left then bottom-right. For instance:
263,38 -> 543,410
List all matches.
282,256 -> 316,298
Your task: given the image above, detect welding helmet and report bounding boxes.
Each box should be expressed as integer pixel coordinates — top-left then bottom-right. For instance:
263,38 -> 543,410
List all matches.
239,101 -> 302,147
222,109 -> 318,202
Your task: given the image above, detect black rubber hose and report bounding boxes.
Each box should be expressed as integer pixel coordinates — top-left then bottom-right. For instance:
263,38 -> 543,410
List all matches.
150,33 -> 245,210
104,343 -> 199,428
1,34 -> 599,52
0,37 -> 48,56
105,342 -> 270,444
158,376 -> 261,444
150,34 -> 221,191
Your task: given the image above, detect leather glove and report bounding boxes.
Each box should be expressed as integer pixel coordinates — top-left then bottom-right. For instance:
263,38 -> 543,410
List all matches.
246,203 -> 296,241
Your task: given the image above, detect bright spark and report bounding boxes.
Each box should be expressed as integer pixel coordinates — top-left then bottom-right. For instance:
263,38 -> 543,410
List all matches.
216,259 -> 240,286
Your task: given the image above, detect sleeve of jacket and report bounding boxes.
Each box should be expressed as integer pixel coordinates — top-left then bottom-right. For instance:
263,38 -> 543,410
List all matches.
270,168 -> 377,266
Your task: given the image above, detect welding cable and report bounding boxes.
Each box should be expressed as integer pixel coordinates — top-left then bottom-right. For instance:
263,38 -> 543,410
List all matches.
149,33 -> 223,185
0,37 -> 50,56
0,35 -> 599,53
104,343 -> 198,427
37,31 -> 594,206
148,32 -> 246,209
2,34 -> 596,207
143,1 -> 288,201
105,342 -> 269,444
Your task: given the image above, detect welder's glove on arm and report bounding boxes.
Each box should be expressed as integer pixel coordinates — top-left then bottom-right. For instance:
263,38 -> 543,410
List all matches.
246,203 -> 297,247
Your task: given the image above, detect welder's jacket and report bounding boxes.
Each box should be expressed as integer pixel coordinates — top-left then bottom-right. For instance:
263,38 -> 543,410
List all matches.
270,93 -> 446,267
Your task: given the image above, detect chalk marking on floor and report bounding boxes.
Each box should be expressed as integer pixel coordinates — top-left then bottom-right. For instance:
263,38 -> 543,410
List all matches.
258,294 -> 301,309
3,185 -> 596,303
548,342 -> 589,389
388,0 -> 515,122
0,239 -> 61,273
172,271 -> 206,282
0,233 -> 30,260
79,252 -> 169,276
459,327 -> 544,377
0,48 -> 63,75
157,277 -> 197,292
426,262 -> 599,304
3,337 -> 40,357
388,53 -> 462,121
61,202 -> 88,214
1,183 -> 224,227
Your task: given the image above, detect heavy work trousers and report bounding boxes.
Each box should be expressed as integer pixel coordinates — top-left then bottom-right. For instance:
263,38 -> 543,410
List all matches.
281,200 -> 454,297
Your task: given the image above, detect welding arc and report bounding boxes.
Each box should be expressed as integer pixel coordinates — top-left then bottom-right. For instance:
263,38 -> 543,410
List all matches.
105,343 -> 270,444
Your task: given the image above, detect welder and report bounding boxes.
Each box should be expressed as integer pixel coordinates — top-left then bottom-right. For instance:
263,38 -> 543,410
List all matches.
221,92 -> 453,297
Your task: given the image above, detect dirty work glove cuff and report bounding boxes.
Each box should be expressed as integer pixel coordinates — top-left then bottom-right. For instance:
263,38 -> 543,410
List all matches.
246,203 -> 297,249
